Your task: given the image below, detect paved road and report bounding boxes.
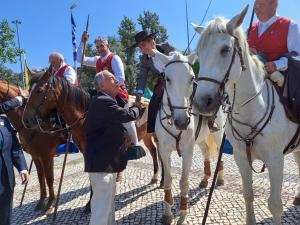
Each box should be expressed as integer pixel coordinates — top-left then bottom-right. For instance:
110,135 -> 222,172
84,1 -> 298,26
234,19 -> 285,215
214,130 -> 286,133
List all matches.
12,147 -> 300,224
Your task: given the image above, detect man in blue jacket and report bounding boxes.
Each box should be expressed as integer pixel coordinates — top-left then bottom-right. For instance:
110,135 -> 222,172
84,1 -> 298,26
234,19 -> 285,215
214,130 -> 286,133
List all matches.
85,70 -> 143,225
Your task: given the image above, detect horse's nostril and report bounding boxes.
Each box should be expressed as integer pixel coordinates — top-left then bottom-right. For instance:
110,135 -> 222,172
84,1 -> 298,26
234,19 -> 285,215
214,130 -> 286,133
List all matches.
206,97 -> 213,107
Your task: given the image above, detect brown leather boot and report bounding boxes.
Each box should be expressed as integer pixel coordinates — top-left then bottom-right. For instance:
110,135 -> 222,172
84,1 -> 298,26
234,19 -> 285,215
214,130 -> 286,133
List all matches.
208,118 -> 220,132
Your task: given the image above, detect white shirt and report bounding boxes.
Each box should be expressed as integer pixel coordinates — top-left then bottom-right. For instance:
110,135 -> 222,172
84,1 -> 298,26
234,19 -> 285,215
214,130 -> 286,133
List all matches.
54,63 -> 77,85
77,42 -> 125,86
258,15 -> 300,71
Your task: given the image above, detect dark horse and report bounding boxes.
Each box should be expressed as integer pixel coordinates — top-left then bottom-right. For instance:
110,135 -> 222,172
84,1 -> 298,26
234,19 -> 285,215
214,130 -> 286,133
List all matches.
22,67 -> 163,185
0,80 -> 66,213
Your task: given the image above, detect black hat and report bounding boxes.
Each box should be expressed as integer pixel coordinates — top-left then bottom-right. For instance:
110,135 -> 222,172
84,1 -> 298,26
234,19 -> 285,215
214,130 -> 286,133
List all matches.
130,29 -> 157,49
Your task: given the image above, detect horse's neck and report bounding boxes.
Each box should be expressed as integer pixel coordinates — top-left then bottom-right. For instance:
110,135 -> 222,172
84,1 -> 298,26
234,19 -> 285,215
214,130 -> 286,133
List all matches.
6,108 -> 24,130
227,56 -> 268,121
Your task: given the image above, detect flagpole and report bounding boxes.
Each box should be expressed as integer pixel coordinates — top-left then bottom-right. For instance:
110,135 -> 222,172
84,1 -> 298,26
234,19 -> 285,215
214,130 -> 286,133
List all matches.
78,15 -> 90,84
70,3 -> 77,70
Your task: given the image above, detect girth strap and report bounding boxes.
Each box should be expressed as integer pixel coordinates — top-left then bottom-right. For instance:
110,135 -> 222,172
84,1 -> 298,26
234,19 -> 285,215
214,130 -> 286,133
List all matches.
245,139 -> 266,173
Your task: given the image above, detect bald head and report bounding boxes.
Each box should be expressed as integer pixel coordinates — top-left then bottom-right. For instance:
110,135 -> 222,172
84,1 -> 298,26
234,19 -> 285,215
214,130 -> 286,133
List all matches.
254,0 -> 278,22
49,52 -> 64,71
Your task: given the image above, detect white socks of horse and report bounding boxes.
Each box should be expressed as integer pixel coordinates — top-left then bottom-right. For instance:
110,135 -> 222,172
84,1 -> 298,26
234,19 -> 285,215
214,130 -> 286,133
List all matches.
270,71 -> 284,87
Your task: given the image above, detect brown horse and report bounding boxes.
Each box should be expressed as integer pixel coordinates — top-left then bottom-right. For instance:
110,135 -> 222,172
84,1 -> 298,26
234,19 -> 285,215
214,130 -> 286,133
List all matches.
22,68 -> 225,190
0,80 -> 66,213
22,68 -> 163,185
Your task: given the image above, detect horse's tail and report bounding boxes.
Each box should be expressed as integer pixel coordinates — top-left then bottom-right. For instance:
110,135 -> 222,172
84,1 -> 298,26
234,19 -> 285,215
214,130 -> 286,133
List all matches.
205,134 -> 218,161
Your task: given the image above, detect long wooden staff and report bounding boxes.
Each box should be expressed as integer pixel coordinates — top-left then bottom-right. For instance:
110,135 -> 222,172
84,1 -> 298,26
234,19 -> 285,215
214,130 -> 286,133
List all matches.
78,15 -> 90,84
19,159 -> 33,206
247,5 -> 255,38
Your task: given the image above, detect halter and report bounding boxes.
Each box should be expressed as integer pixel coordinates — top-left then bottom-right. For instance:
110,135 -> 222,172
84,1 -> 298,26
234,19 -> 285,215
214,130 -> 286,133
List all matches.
196,36 -> 246,101
159,59 -> 196,157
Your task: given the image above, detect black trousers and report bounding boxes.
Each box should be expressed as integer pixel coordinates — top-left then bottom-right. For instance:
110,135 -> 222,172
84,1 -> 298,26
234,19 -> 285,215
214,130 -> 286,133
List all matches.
147,80 -> 164,133
0,171 -> 13,225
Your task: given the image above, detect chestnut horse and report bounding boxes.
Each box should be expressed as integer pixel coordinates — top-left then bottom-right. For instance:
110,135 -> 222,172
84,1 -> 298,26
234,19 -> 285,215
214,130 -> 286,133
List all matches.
0,80 -> 66,213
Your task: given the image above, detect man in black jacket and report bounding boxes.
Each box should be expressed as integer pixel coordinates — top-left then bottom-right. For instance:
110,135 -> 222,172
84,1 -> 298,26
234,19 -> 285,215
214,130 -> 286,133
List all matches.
84,70 -> 142,225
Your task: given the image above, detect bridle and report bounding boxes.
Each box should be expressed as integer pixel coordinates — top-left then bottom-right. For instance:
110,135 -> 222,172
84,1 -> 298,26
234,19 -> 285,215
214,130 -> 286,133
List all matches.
196,36 -> 246,100
159,59 -> 196,157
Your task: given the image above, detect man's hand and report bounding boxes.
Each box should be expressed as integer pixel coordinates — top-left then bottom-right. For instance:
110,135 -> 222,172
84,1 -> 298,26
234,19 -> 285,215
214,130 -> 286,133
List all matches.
82,31 -> 89,42
20,172 -> 29,185
265,62 -> 277,74
135,95 -> 142,103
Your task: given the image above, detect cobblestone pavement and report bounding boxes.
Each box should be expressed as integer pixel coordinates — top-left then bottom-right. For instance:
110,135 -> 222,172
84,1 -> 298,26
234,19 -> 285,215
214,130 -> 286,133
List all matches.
12,147 -> 300,225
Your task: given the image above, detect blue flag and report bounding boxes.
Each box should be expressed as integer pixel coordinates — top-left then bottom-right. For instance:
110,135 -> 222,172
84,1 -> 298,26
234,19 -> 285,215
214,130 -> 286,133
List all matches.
71,12 -> 77,67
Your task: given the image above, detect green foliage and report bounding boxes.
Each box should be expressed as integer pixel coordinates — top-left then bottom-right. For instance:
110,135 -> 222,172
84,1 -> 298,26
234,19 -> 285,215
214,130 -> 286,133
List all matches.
124,64 -> 137,94
192,61 -> 200,78
137,11 -> 168,43
0,64 -> 23,86
0,19 -> 24,64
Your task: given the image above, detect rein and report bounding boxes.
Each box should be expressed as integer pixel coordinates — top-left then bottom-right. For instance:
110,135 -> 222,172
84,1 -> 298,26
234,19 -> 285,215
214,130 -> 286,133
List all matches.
159,60 -> 197,157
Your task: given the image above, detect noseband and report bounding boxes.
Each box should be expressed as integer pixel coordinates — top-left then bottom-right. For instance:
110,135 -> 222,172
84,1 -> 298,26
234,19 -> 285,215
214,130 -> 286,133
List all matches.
196,36 -> 246,99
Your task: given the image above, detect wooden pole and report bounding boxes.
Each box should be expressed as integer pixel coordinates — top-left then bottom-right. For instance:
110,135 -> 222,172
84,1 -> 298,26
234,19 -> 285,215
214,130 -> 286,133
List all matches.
19,159 -> 33,206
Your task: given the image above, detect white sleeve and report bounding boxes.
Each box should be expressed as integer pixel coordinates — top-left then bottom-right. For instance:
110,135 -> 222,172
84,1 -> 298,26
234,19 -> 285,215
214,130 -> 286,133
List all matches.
288,21 -> 300,55
275,21 -> 300,71
111,55 -> 125,85
76,42 -> 99,67
64,66 -> 77,85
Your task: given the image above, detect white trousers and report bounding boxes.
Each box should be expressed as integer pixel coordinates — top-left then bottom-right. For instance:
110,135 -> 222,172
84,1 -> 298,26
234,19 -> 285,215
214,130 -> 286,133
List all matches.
89,173 -> 117,225
122,103 -> 139,145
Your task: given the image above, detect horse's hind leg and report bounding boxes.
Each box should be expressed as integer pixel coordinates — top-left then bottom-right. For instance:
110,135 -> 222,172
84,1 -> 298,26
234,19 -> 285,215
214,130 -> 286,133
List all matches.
233,152 -> 256,225
33,157 -> 47,211
177,148 -> 194,225
266,156 -> 284,225
292,151 -> 300,205
143,134 -> 160,184
42,155 -> 56,214
199,142 -> 210,188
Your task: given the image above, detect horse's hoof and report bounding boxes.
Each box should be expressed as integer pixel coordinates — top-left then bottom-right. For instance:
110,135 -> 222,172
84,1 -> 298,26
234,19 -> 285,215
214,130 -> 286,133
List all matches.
161,214 -> 174,225
45,207 -> 54,216
149,178 -> 159,184
34,201 -> 45,211
199,180 -> 208,189
293,197 -> 300,205
216,179 -> 224,186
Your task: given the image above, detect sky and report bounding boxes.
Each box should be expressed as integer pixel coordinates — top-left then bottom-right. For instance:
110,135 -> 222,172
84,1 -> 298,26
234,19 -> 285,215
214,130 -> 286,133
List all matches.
1,0 -> 300,72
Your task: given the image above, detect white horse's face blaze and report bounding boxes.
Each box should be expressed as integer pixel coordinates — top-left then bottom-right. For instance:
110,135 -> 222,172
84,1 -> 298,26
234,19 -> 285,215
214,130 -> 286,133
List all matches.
154,50 -> 197,130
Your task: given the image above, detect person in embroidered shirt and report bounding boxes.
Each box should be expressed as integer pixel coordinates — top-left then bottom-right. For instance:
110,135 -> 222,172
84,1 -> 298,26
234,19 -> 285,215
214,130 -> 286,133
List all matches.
49,52 -> 78,87
248,0 -> 300,86
77,32 -> 144,154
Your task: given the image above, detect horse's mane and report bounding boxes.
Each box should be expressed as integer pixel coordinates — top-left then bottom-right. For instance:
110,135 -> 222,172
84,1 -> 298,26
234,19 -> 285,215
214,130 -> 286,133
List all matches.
53,76 -> 91,112
169,50 -> 188,61
197,17 -> 265,76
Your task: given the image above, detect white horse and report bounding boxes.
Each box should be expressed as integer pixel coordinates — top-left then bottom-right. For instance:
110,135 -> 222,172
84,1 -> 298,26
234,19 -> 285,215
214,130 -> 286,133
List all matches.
153,50 -> 225,224
192,5 -> 300,225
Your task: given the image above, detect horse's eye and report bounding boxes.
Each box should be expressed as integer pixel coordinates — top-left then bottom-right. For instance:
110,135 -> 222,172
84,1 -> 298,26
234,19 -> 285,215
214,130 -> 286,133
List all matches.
220,46 -> 231,55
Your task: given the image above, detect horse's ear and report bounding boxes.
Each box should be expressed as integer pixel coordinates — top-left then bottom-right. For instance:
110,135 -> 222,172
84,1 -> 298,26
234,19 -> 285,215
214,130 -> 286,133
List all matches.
46,65 -> 53,75
227,4 -> 249,35
187,52 -> 198,64
152,49 -> 173,65
191,23 -> 205,34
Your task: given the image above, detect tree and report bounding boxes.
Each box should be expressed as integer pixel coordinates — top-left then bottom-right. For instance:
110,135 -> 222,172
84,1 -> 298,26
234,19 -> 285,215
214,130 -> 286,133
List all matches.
0,65 -> 23,86
137,11 -> 168,44
118,17 -> 137,64
0,19 -> 23,64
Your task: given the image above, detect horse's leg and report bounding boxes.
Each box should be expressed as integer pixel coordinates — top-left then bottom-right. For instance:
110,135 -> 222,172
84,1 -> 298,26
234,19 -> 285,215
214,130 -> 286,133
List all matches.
233,152 -> 256,225
155,135 -> 165,188
33,157 -> 47,211
292,151 -> 300,205
42,155 -> 56,214
199,142 -> 210,188
216,160 -> 224,186
143,134 -> 159,184
266,156 -> 284,225
160,149 -> 173,225
177,148 -> 194,225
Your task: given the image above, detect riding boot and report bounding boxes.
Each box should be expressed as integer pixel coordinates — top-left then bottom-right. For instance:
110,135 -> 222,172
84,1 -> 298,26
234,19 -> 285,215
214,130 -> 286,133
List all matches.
208,116 -> 220,133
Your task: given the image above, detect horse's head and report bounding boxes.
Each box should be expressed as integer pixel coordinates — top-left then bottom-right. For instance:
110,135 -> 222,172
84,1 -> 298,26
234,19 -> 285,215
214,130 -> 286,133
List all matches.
153,49 -> 197,130
22,66 -> 59,128
193,5 -> 249,116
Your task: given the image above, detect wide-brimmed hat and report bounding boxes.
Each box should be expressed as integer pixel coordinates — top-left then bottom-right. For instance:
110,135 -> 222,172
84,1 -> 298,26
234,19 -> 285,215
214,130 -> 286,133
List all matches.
130,29 -> 157,49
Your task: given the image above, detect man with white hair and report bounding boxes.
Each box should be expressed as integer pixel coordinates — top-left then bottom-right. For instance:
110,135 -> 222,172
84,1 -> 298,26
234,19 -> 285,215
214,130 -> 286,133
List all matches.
49,52 -> 78,86
85,70 -> 143,225
77,32 -> 143,153
248,0 -> 300,86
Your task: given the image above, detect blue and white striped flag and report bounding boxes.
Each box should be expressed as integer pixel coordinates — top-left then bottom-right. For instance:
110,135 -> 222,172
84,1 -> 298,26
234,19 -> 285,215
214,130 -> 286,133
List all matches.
71,12 -> 77,68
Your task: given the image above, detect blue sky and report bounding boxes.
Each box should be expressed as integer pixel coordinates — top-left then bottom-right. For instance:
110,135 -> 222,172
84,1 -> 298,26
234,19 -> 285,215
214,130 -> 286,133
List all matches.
2,0 -> 300,72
